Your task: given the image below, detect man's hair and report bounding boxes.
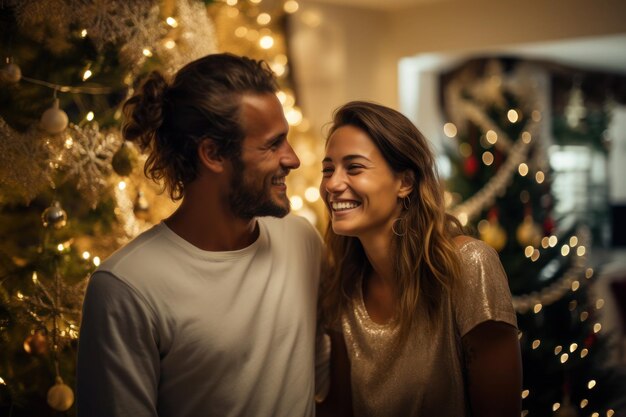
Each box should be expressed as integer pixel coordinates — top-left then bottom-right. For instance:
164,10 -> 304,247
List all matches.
122,53 -> 278,200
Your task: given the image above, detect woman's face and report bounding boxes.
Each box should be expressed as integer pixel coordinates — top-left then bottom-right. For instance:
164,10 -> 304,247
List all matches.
320,125 -> 404,239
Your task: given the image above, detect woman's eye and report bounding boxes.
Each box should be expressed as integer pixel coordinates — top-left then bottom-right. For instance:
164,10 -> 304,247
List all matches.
321,167 -> 334,176
347,164 -> 364,172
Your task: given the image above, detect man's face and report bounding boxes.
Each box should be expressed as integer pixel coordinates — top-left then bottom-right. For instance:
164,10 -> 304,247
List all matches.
228,93 -> 300,219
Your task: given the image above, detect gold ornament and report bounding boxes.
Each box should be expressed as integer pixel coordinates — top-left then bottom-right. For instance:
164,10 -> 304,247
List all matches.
41,201 -> 68,229
111,142 -> 138,177
0,62 -> 22,83
23,330 -> 48,355
47,376 -> 74,411
516,214 -> 543,247
40,98 -> 69,134
480,216 -> 507,252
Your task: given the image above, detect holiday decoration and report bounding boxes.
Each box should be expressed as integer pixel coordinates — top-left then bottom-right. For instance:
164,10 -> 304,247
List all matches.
516,213 -> 543,247
41,201 -> 68,229
23,330 -> 48,355
478,210 -> 507,252
40,98 -> 69,134
0,61 -> 22,83
47,377 -> 74,411
112,142 -> 138,177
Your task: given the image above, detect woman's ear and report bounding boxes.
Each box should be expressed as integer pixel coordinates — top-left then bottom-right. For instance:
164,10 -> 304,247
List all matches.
198,139 -> 225,173
398,170 -> 415,198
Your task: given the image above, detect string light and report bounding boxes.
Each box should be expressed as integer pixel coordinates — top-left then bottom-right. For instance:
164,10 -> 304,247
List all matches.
560,353 -> 569,363
507,109 -> 519,123
166,17 -> 178,27
284,0 -> 299,13
588,380 -> 596,389
521,131 -> 532,143
485,130 -> 498,144
93,257 -> 101,267
482,151 -> 494,166
257,13 -> 271,25
518,163 -> 529,176
80,29 -> 88,38
533,303 -> 542,314
443,122 -> 457,138
561,244 -> 570,256
593,323 -> 602,333
82,69 -> 93,81
535,171 -> 544,183
554,345 -> 562,355
569,343 -> 578,352
577,246 -> 586,256
82,251 -> 90,260
259,35 -> 274,49
521,390 -> 529,399
86,111 -> 94,121
142,48 -> 153,57
595,299 -> 605,309
304,187 -> 320,202
580,311 -> 589,321
580,399 -> 588,408
569,236 -> 578,246
581,348 -> 589,358
532,340 -> 540,349
553,403 -> 560,412
290,196 -> 303,210
118,181 -> 127,190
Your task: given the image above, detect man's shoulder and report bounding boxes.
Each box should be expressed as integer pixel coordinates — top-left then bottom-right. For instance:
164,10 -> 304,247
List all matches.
260,214 -> 317,236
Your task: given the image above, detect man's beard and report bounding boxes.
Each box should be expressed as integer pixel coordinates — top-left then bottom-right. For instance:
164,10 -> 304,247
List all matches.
228,156 -> 290,220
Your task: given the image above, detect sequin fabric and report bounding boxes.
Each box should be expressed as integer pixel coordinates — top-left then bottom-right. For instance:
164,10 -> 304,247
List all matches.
341,240 -> 518,417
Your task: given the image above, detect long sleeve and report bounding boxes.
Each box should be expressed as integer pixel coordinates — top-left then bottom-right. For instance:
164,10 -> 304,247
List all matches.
77,271 -> 160,417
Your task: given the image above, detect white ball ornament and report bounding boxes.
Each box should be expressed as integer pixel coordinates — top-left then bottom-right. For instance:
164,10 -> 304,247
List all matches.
47,376 -> 74,411
1,62 -> 22,83
40,98 -> 69,134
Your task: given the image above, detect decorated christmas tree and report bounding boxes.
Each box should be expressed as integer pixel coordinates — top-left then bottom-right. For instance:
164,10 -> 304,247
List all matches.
0,1 -> 322,415
441,58 -> 626,416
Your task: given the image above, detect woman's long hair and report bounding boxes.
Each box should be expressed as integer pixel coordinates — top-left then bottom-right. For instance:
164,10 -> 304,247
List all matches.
320,101 -> 464,338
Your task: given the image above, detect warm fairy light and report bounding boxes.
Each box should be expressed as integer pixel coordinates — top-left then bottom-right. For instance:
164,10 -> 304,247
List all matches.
586,268 -> 594,279
532,110 -> 542,121
284,0 -> 299,13
443,122 -> 457,138
524,246 -> 534,258
459,143 -> 472,157
535,171 -> 545,183
596,299 -> 605,309
164,40 -> 176,49
569,300 -> 577,311
533,303 -> 542,314
518,163 -> 529,176
482,151 -> 494,166
507,109 -> 519,123
226,0 -> 238,5
290,195 -> 303,210
553,403 -> 560,412
580,311 -> 589,321
270,62 -> 286,77
530,249 -> 540,262
577,246 -> 586,256
522,131 -> 532,143
591,413 -> 599,417
554,345 -> 562,355
235,26 -> 248,38
276,91 -> 287,104
275,54 -> 288,65
548,235 -> 557,247
593,323 -> 602,333
569,236 -> 578,246
608,409 -> 615,417
93,256 -> 101,267
57,244 -> 64,252
541,237 -> 550,248
581,399 -> 588,408
570,343 -> 578,352
485,130 -> 498,144
561,245 -> 570,256
65,137 -> 73,149
166,17 -> 178,27
82,69 -> 93,81
82,251 -> 91,260
560,353 -> 569,363
17,291 -> 24,300
532,340 -> 540,349
259,35 -> 274,49
588,380 -> 597,389
142,48 -> 153,57
86,111 -> 95,121
521,411 -> 528,417
257,13 -> 271,25
457,212 -> 468,226
304,187 -> 320,202
521,390 -> 529,399
518,331 -> 523,340
118,181 -> 127,190
285,108 -> 303,126
581,348 -> 589,358
80,29 -> 88,38
32,272 -> 38,283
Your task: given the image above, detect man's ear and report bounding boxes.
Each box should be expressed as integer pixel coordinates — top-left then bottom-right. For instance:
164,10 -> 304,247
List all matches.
198,139 -> 225,173
398,170 -> 415,198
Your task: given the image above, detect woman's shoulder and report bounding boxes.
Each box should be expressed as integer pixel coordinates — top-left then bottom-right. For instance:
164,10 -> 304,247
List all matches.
451,235 -> 499,265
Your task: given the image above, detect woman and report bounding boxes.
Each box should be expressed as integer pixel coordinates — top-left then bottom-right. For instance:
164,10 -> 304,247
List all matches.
317,101 -> 522,417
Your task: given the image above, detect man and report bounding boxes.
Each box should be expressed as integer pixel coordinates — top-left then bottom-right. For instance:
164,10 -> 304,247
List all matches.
77,53 -> 326,417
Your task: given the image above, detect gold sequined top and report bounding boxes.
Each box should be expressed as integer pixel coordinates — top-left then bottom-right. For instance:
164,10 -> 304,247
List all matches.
341,240 -> 518,417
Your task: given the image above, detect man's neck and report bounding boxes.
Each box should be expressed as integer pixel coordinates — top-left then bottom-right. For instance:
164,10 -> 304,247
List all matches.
164,197 -> 259,252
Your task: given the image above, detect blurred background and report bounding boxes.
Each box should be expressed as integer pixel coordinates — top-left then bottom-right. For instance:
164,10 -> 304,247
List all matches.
1,0 -> 625,415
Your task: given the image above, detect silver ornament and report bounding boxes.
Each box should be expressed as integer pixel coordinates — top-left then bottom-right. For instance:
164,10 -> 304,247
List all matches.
47,376 -> 74,412
40,99 -> 69,134
41,201 -> 67,229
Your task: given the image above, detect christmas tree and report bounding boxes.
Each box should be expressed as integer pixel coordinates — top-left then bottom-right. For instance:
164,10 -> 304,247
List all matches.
441,58 -> 626,416
0,0 -> 322,415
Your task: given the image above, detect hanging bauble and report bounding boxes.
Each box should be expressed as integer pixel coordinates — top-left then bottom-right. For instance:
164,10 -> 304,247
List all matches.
480,210 -> 507,251
463,155 -> 479,177
23,330 -> 48,355
111,142 -> 138,177
516,214 -> 543,247
543,215 -> 555,235
134,189 -> 150,220
40,99 -> 69,134
41,201 -> 68,229
47,376 -> 74,411
0,62 -> 22,83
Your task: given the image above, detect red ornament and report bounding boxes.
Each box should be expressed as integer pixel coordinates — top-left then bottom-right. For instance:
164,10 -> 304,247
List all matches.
543,216 -> 555,234
584,332 -> 597,348
463,155 -> 479,177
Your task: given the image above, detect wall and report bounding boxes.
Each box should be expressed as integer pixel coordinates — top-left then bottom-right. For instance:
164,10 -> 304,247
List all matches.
290,0 -> 626,134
